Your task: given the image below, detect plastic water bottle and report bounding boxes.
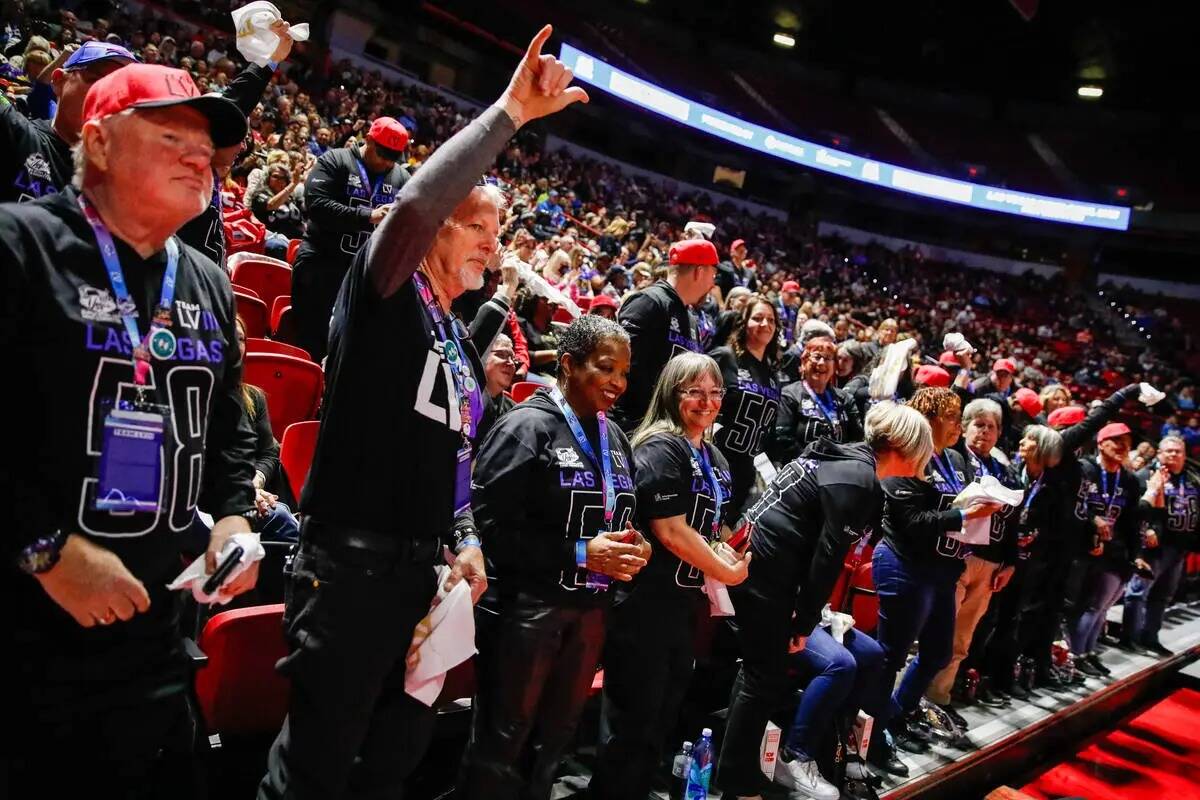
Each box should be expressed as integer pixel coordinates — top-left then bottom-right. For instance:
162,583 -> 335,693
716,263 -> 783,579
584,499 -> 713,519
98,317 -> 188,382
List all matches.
672,740 -> 693,781
685,728 -> 713,799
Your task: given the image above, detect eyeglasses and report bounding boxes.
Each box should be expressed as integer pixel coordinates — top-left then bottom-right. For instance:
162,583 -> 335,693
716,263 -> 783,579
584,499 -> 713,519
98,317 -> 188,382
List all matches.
679,388 -> 727,402
490,350 -> 520,365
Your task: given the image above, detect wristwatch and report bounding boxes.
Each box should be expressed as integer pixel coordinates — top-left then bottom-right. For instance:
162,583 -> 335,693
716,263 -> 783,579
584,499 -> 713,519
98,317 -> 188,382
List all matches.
17,529 -> 68,575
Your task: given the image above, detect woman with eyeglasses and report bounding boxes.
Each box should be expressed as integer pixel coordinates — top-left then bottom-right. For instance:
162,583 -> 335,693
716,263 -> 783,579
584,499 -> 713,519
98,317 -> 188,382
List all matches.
716,402 -> 934,799
708,295 -> 782,520
773,335 -> 864,464
591,353 -> 750,800
459,315 -> 652,800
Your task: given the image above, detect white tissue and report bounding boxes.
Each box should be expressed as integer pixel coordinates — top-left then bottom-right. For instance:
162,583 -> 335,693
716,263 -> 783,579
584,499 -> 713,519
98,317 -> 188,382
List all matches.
942,332 -> 975,355
949,475 -> 1025,545
703,575 -> 736,617
1139,382 -> 1166,407
167,532 -> 265,605
232,2 -> 310,68
820,603 -> 856,644
404,565 -> 477,706
683,221 -> 716,240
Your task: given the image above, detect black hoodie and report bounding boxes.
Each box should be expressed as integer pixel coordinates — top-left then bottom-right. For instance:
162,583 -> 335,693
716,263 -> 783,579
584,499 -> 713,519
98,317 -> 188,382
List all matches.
740,439 -> 882,635
472,389 -> 638,608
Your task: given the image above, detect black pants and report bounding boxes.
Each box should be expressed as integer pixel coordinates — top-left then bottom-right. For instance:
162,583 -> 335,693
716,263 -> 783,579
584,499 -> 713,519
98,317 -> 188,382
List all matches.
257,539 -> 439,799
289,242 -> 348,364
591,586 -> 704,800
716,585 -> 793,795
457,594 -> 607,800
978,561 -> 1039,689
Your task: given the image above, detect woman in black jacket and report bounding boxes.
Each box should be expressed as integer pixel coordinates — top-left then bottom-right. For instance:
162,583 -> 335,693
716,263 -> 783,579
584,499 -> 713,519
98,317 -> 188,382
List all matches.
773,335 -> 864,464
458,315 -> 652,800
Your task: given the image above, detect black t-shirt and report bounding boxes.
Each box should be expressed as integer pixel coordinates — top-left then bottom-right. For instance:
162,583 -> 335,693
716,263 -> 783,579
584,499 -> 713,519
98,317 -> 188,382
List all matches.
1075,457 -> 1144,569
773,381 -> 862,463
2,192 -> 256,679
709,345 -> 779,480
613,280 -> 701,430
960,448 -> 1022,565
1156,469 -> 1200,550
0,102 -> 73,204
881,447 -> 970,571
633,433 -> 733,594
473,390 -> 638,607
742,440 -> 881,634
250,188 -> 306,240
715,259 -> 757,297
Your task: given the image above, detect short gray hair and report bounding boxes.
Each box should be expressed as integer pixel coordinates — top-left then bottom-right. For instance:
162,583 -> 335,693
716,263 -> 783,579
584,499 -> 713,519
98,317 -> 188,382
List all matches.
865,401 -> 934,474
556,314 -> 628,365
962,398 -> 1003,427
1160,434 -> 1187,450
799,318 -> 835,346
1022,424 -> 1063,467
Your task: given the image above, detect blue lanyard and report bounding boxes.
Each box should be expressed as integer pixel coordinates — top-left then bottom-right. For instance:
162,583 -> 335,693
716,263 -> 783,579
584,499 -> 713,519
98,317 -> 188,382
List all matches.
354,158 -> 387,206
1022,470 -> 1044,511
969,450 -> 999,480
690,442 -> 724,539
933,451 -> 963,493
803,381 -> 840,426
1098,467 -> 1120,519
549,385 -> 616,527
79,195 -> 179,387
412,271 -> 482,513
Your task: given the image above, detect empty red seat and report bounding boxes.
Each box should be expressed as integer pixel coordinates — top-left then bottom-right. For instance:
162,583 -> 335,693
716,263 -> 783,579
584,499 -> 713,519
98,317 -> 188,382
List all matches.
194,604 -> 290,737
286,238 -> 302,265
245,337 -> 312,362
510,381 -> 540,403
234,290 -> 270,339
280,420 -> 320,501
271,295 -> 291,334
230,254 -> 293,313
243,353 -> 324,435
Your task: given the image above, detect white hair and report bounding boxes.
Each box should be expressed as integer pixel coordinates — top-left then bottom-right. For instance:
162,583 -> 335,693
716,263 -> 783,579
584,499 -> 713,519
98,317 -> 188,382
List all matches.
72,111 -> 137,189
1022,424 -> 1063,466
865,401 -> 934,474
962,398 -> 1004,427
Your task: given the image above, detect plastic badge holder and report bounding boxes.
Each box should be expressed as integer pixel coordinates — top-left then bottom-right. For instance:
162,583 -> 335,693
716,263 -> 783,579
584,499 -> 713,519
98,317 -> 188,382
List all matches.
95,407 -> 164,512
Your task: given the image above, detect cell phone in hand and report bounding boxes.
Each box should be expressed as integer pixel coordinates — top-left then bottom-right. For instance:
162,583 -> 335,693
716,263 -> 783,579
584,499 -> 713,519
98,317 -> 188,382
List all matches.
202,545 -> 245,595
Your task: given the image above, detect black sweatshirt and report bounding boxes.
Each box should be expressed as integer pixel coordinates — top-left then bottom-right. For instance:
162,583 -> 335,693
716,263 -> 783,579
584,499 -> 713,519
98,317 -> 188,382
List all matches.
300,143 -> 411,261
0,99 -> 72,204
709,345 -> 779,491
612,280 -> 701,431
473,390 -> 638,607
773,381 -> 863,463
959,448 -> 1022,565
631,433 -> 733,595
1075,457 -> 1145,575
301,105 -> 512,544
742,439 -> 882,635
880,447 -> 969,571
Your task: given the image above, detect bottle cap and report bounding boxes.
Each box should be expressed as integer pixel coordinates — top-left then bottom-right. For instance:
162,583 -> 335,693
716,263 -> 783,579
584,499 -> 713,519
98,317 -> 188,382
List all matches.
683,741 -> 692,748
701,727 -> 713,737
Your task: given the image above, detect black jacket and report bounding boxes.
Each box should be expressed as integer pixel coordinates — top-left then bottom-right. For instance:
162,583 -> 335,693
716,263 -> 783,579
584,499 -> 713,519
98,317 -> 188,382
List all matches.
300,143 -> 411,262
1075,457 -> 1147,575
772,381 -> 863,463
881,447 -> 970,571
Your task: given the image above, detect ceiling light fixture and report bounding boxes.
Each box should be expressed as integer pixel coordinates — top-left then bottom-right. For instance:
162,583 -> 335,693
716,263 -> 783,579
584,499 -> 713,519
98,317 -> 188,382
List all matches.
773,32 -> 796,48
1077,85 -> 1103,99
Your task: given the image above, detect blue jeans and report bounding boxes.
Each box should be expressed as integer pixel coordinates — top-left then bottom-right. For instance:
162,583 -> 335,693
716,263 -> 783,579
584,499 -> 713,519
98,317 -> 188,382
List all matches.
1068,563 -> 1126,655
787,625 -> 885,759
1122,545 -> 1187,646
182,502 -> 301,554
867,542 -> 959,736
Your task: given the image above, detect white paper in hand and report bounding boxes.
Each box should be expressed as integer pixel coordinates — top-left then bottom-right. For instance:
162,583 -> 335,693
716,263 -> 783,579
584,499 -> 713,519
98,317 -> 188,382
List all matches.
820,603 -> 856,645
948,475 -> 1024,545
1139,382 -> 1166,407
232,2 -> 310,67
167,532 -> 265,605
405,565 -> 477,706
943,332 -> 975,355
703,574 -> 736,617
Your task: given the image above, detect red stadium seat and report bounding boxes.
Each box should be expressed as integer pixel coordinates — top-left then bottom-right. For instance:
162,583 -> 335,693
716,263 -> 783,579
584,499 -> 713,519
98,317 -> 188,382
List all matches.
272,304 -> 298,344
280,420 -> 320,501
234,290 -> 270,339
194,604 -> 290,737
232,285 -> 260,300
552,306 -> 575,325
246,337 -> 312,362
844,559 -> 879,636
230,254 -> 293,313
271,295 -> 292,333
510,381 -> 540,403
243,353 -> 324,435
286,238 -> 301,265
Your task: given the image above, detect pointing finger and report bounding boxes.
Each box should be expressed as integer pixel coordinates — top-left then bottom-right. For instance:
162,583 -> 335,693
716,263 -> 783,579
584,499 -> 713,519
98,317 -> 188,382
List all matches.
523,24 -> 553,67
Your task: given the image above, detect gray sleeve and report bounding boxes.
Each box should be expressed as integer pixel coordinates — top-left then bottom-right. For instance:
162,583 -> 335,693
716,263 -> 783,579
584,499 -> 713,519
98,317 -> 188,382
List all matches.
367,106 -> 517,298
469,292 -> 512,355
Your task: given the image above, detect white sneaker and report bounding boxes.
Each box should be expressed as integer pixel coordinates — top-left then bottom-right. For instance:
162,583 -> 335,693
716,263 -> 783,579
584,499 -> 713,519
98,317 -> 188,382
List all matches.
773,755 -> 841,800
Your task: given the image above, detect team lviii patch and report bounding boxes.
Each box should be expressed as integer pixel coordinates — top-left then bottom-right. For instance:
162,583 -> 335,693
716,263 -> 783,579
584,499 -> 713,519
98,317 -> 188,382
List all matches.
555,447 -> 585,468
149,328 -> 177,360
24,153 -> 52,182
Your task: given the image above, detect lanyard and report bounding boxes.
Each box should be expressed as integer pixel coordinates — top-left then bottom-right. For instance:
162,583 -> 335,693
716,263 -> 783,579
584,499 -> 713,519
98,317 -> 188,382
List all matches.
803,381 -> 840,426
1022,470 -> 1044,511
412,271 -> 482,514
969,450 -> 999,480
354,158 -> 388,206
932,451 -> 963,493
79,195 -> 179,387
690,442 -> 724,539
1098,467 -> 1120,520
549,385 -> 616,527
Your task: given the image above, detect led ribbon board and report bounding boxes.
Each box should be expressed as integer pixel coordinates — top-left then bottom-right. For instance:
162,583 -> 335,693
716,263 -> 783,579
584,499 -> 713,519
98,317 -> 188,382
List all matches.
559,43 -> 1130,231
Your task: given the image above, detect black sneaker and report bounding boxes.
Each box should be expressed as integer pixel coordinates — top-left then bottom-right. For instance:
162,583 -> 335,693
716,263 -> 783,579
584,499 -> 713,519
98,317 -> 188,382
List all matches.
1074,654 -> 1102,677
1085,653 -> 1112,676
1006,682 -> 1031,701
975,678 -> 1009,708
1145,640 -> 1174,657
866,742 -> 910,778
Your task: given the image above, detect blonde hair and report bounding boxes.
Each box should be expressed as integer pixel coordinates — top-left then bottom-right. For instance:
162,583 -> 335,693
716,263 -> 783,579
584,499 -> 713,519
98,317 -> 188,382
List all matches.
865,401 -> 934,475
631,353 -> 724,449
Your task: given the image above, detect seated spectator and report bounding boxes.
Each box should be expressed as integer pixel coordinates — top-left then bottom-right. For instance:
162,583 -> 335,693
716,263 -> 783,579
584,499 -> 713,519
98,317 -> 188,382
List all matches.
588,292 -> 619,320
516,288 -> 560,381
476,332 -> 519,443
250,163 -> 307,259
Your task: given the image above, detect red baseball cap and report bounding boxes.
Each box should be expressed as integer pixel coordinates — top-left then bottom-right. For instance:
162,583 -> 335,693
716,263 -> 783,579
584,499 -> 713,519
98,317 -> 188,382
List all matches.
367,116 -> 409,153
992,358 -> 1017,374
938,350 -> 961,367
83,63 -> 246,148
781,280 -> 801,294
731,238 -> 746,252
1047,406 -> 1086,427
915,364 -> 951,388
588,294 -> 619,313
669,239 -> 719,267
1014,387 -> 1043,418
1096,422 -> 1132,444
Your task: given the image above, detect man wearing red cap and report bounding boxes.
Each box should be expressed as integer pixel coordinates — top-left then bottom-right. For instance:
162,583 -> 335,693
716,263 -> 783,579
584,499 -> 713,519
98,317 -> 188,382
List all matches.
291,114 -> 412,361
1,64 -> 258,795
971,357 -> 1017,398
776,279 -> 803,347
587,291 -> 619,320
714,236 -> 757,301
611,237 -> 718,429
1067,422 -> 1156,677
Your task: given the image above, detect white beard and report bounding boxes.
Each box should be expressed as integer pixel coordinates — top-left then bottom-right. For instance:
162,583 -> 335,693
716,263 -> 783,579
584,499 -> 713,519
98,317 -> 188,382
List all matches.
460,265 -> 485,291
